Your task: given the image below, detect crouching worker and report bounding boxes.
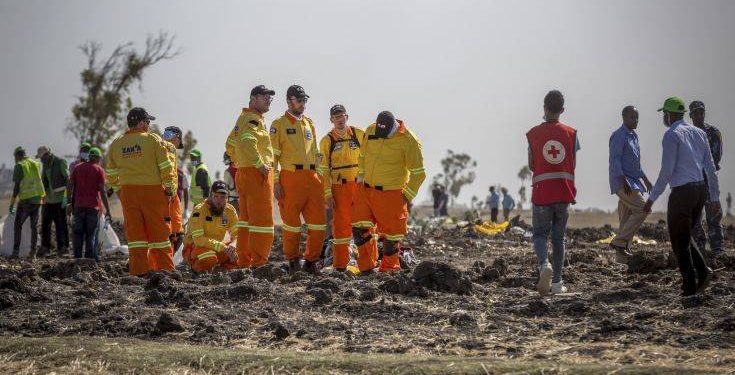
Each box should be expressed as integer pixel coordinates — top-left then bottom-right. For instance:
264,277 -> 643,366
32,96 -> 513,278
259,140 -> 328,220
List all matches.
182,181 -> 239,273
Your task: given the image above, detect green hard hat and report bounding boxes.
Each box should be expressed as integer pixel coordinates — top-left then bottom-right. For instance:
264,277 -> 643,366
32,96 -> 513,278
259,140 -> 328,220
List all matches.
88,147 -> 102,158
80,142 -> 92,150
657,96 -> 687,114
13,146 -> 25,155
190,149 -> 202,159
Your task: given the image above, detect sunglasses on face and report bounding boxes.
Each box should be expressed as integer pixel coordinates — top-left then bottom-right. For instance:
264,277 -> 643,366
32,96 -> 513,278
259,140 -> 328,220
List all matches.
289,97 -> 308,104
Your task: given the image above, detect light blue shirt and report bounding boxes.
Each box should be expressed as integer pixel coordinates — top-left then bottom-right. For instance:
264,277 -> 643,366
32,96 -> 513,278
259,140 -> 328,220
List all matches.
649,120 -> 720,203
487,192 -> 500,208
502,194 -> 515,210
609,125 -> 646,194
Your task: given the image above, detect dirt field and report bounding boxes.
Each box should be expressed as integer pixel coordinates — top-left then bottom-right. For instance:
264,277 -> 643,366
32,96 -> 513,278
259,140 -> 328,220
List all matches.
1,217 -> 735,374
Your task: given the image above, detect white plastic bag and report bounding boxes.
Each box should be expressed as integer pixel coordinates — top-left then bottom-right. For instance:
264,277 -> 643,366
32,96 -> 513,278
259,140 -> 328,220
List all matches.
0,214 -> 33,257
99,216 -> 127,255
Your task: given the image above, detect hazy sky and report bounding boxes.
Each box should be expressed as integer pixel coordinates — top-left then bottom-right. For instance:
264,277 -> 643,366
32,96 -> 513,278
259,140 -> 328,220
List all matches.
1,0 -> 733,210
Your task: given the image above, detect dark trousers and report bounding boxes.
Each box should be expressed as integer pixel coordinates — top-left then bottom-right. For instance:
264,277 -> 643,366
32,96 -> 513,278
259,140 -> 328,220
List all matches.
668,182 -> 709,295
13,201 -> 40,255
490,208 -> 499,223
41,202 -> 69,254
73,207 -> 100,261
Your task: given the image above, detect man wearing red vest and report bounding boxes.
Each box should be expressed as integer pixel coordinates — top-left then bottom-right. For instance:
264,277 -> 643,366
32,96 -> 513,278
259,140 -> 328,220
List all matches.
526,90 -> 579,296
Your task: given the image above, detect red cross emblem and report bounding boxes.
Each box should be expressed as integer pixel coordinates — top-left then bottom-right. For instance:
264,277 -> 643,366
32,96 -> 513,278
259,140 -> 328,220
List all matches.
542,140 -> 566,165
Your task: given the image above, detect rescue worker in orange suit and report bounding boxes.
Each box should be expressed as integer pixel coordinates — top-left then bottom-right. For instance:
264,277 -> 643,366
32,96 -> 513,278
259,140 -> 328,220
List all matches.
352,111 -> 426,273
225,85 -> 276,269
162,126 -> 186,254
107,107 -> 177,276
271,85 -> 326,274
318,104 -> 365,271
182,181 -> 239,273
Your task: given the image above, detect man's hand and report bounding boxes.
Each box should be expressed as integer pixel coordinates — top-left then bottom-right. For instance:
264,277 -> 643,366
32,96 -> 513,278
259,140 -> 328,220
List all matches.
164,186 -> 174,202
326,196 -> 335,210
643,199 -> 653,213
710,201 -> 722,216
274,182 -> 284,201
259,165 -> 270,177
225,245 -> 238,262
643,178 -> 653,193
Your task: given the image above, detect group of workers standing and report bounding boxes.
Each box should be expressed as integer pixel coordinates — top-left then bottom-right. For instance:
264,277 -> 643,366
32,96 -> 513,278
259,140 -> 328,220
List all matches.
95,84 -> 426,276
9,143 -> 111,260
7,87 -> 726,298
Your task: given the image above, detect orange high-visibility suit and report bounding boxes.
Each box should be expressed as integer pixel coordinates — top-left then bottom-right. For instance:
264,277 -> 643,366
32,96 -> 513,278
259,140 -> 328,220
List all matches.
182,200 -> 239,273
226,108 -> 275,268
164,141 -> 183,247
352,120 -> 426,272
318,126 -> 365,269
270,112 -> 325,263
107,129 -> 177,275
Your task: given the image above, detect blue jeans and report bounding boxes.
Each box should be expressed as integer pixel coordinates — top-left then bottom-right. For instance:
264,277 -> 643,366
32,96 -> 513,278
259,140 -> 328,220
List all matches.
532,203 -> 569,283
72,208 -> 100,262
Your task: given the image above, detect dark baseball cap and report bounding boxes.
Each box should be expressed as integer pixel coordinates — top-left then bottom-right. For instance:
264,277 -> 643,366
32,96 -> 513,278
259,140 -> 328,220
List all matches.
127,107 -> 155,125
211,180 -> 228,195
689,100 -> 705,112
330,104 -> 346,116
376,111 -> 396,126
251,85 -> 275,96
163,126 -> 184,149
286,85 -> 309,99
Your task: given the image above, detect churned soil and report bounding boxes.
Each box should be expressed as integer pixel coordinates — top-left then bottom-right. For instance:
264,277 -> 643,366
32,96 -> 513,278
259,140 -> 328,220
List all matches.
1,222 -> 735,371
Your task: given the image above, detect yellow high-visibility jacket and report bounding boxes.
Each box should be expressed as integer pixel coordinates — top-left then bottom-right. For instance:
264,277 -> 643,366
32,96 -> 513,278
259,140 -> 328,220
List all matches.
227,108 -> 273,169
163,139 -> 179,191
106,129 -> 177,191
318,126 -> 365,198
270,112 -> 319,181
358,120 -> 426,201
184,200 -> 238,252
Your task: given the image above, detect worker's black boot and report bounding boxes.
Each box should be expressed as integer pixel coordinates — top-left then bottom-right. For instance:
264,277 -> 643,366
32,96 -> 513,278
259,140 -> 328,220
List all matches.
302,260 -> 320,275
288,259 -> 302,274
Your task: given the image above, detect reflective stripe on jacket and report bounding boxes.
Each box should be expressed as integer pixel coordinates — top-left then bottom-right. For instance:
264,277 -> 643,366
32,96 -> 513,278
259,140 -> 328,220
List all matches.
358,120 -> 426,201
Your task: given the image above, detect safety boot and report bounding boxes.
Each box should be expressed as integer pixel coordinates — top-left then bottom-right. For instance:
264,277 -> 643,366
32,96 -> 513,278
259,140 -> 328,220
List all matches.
302,260 -> 320,275
288,259 -> 302,274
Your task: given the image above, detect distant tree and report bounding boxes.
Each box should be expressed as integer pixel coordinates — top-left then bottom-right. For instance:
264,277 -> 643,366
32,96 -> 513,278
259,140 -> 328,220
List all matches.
517,165 -> 532,210
180,130 -> 198,166
66,32 -> 180,149
432,150 -> 477,207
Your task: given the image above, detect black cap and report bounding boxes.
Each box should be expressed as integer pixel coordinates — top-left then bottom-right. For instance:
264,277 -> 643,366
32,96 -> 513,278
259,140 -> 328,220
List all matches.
286,85 -> 309,99
127,107 -> 155,126
251,85 -> 275,96
376,111 -> 396,127
330,104 -> 346,116
689,100 -> 705,112
163,126 -> 184,149
211,180 -> 228,195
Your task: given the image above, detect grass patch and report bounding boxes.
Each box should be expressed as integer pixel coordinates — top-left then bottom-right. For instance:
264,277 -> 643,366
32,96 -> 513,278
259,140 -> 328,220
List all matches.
0,335 -> 723,374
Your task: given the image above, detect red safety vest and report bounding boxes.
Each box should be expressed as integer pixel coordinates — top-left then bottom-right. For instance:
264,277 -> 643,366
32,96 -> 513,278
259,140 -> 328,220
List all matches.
526,121 -> 577,205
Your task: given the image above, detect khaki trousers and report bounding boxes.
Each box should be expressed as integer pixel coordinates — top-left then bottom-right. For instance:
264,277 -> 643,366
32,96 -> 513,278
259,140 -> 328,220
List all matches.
611,188 -> 648,248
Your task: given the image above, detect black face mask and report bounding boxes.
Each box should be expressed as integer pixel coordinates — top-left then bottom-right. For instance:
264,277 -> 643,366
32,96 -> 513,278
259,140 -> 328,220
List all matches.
375,122 -> 394,138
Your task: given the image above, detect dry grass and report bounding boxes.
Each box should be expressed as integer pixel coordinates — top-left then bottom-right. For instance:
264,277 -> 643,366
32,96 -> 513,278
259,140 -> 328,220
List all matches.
0,336 -> 729,374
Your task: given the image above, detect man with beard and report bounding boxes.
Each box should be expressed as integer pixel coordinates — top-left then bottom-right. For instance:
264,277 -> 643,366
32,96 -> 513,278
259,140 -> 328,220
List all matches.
226,85 -> 275,268
270,85 -> 325,274
182,181 -> 239,273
